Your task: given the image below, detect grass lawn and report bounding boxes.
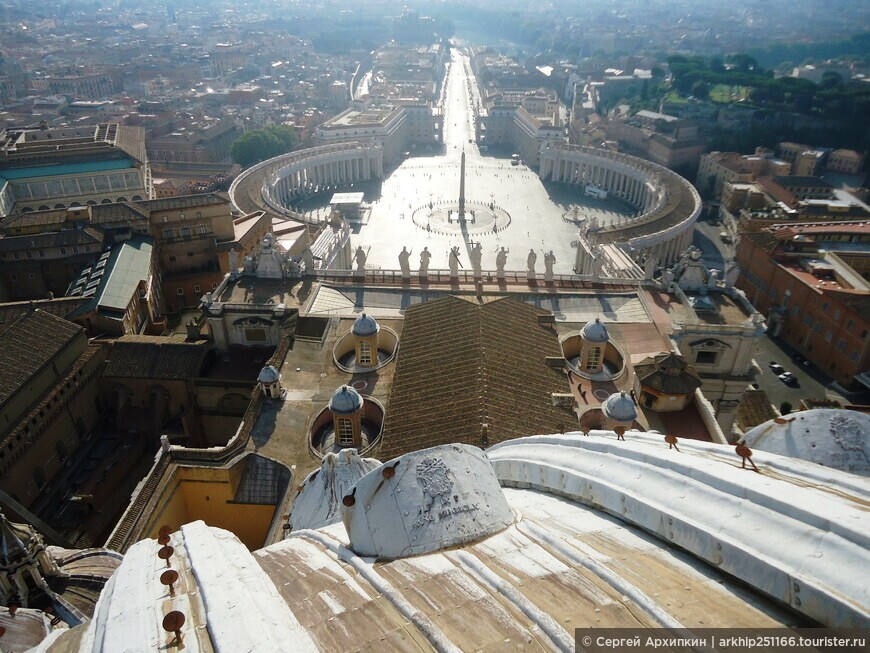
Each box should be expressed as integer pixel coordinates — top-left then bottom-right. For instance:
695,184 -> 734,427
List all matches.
710,84 -> 750,103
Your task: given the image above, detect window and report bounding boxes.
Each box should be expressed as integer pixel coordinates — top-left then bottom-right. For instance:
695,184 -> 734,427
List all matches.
814,322 -> 822,333
187,251 -> 194,257
181,226 -> 191,237
834,309 -> 841,321
245,328 -> 267,342
837,339 -> 846,352
336,418 -> 355,446
846,319 -> 854,331
197,223 -> 208,234
193,285 -> 201,293
695,350 -> 718,365
822,302 -> 829,311
169,256 -> 177,262
163,227 -> 173,239
825,330 -> 833,343
358,340 -> 372,365
60,247 -> 66,254
581,343 -> 601,371
9,274 -> 16,281
176,288 -> 185,295
791,306 -> 800,317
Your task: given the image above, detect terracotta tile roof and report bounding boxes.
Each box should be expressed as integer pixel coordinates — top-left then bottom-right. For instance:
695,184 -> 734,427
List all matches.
634,352 -> 702,395
380,296 -> 573,459
102,335 -> 210,380
737,389 -> 778,431
0,309 -> 84,408
0,297 -> 90,326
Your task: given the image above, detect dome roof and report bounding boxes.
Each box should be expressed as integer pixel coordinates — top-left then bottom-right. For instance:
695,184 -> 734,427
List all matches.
352,313 -> 379,337
329,385 -> 363,415
580,318 -> 609,343
602,392 -> 637,422
257,365 -> 280,384
743,409 -> 870,476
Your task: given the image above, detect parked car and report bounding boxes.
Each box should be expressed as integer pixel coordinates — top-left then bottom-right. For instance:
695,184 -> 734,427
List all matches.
769,362 -> 785,375
778,372 -> 799,386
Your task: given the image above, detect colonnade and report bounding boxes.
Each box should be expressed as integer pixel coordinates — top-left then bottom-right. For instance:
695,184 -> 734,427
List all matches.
641,227 -> 695,266
268,150 -> 383,208
546,157 -> 654,211
229,141 -> 385,221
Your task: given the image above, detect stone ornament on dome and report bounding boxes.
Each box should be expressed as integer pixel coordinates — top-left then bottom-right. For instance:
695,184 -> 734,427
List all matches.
602,391 -> 638,422
581,317 -> 609,343
329,385 -> 363,415
352,313 -> 379,337
258,365 -> 283,399
340,444 -> 513,559
257,365 -> 280,384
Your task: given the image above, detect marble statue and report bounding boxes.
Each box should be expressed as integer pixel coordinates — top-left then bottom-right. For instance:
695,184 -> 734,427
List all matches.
661,268 -> 675,288
707,269 -> 720,289
302,246 -> 316,275
228,248 -> 239,274
353,246 -> 367,274
419,247 -> 431,276
591,246 -> 604,282
398,246 -> 411,279
243,255 -> 256,274
544,250 -> 556,281
449,246 -> 462,278
643,255 -> 658,280
527,249 -> 537,279
470,242 -> 483,278
495,247 -> 509,279
724,259 -> 740,288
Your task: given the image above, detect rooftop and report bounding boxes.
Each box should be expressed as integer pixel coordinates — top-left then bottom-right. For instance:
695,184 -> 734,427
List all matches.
67,235 -> 155,318
44,431 -> 870,651
102,335 -> 210,380
0,309 -> 83,410
380,296 -> 573,458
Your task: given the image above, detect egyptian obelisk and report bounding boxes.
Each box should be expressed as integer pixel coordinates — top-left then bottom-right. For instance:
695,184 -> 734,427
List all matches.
458,149 -> 466,217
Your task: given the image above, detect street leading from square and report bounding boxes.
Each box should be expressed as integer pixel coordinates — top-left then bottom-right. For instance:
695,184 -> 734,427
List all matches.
294,49 -> 634,274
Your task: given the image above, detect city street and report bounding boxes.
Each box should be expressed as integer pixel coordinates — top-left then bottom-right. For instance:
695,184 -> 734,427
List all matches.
692,212 -> 732,272
751,333 -> 848,411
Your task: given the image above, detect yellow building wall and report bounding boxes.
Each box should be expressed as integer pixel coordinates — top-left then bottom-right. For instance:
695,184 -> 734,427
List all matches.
146,466 -> 276,550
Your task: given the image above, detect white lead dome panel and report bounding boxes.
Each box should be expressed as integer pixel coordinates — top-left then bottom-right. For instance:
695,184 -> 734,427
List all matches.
341,443 -> 513,559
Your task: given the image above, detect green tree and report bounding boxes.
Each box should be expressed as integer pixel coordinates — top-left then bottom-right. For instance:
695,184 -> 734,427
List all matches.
691,81 -> 710,100
231,125 -> 298,167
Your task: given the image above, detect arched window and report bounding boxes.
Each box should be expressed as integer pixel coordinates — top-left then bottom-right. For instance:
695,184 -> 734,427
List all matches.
336,418 -> 354,446
358,340 -> 372,365
586,346 -> 602,372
